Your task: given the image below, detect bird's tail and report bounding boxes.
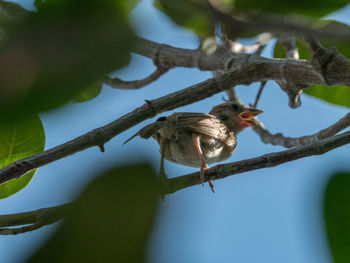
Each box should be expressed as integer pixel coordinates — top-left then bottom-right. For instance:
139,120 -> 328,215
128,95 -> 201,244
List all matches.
123,122 -> 161,144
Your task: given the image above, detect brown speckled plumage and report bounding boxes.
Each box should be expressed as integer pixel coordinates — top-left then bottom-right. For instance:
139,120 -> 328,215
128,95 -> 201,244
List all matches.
125,102 -> 263,192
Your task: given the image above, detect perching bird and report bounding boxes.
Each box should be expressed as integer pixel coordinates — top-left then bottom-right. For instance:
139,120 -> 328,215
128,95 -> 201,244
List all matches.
124,102 -> 263,192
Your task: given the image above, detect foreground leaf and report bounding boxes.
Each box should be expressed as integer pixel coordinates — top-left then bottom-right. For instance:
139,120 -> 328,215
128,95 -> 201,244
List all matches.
304,85 -> 350,108
154,0 -> 214,37
28,163 -> 159,262
324,172 -> 350,263
72,81 -> 103,103
0,0 -> 134,119
0,115 -> 45,199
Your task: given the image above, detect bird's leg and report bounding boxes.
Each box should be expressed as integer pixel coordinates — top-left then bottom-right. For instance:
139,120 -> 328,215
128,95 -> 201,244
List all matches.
192,134 -> 214,192
159,138 -> 170,197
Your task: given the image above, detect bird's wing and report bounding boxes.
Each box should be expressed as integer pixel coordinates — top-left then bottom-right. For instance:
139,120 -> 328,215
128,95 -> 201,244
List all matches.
123,112 -> 228,144
167,112 -> 228,139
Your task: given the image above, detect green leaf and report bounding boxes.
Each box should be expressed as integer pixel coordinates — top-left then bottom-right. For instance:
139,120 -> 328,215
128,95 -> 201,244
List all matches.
119,0 -> 142,13
232,0 -> 348,18
324,172 -> 350,263
0,0 -> 135,119
28,163 -> 159,263
0,115 -> 45,199
273,38 -> 311,59
154,0 -> 214,37
72,81 -> 102,103
315,20 -> 350,59
304,85 -> 350,108
0,0 -> 30,42
0,0 -> 29,28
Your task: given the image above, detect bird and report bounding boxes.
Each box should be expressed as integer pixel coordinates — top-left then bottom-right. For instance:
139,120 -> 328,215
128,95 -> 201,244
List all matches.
124,101 -> 263,192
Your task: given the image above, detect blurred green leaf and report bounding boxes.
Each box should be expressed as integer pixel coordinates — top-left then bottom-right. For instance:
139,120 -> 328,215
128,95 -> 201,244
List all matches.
154,0 -> 214,37
273,38 -> 311,59
324,172 -> 350,263
232,0 -> 348,18
119,0 -> 142,13
0,0 -> 29,42
28,163 -> 159,263
0,0 -> 28,28
0,115 -> 45,199
72,81 -> 102,103
0,0 -> 134,119
304,85 -> 350,108
316,21 -> 350,58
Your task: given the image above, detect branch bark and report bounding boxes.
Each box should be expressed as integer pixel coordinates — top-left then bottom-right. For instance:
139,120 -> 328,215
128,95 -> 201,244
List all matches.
0,203 -> 70,235
104,67 -> 169,90
2,130 -> 350,234
254,112 -> 350,148
0,38 -> 349,185
166,130 -> 350,193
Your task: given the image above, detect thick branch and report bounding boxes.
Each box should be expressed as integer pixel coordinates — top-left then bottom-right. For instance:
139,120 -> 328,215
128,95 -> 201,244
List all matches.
3,130 -> 350,233
167,130 -> 350,193
133,37 -> 237,71
134,37 -> 350,87
1,40 -> 349,184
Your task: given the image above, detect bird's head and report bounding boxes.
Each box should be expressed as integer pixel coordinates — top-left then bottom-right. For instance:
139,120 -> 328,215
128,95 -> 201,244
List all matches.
209,102 -> 263,133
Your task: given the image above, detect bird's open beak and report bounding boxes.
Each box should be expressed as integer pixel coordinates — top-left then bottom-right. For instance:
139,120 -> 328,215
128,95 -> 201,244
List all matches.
239,108 -> 263,127
239,108 -> 263,120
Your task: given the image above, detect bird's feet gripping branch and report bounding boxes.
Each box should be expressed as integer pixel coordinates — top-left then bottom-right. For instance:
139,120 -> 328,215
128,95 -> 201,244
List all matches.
124,101 -> 263,194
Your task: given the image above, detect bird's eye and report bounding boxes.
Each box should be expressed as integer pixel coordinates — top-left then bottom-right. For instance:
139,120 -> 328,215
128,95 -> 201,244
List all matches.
156,116 -> 167,122
231,104 -> 239,111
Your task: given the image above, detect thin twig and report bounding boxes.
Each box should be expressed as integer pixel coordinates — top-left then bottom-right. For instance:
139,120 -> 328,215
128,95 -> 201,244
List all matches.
0,223 -> 45,235
105,67 -> 169,90
254,112 -> 350,148
252,81 -> 266,108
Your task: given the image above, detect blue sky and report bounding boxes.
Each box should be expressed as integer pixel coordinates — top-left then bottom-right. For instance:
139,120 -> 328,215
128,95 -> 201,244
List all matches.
1,0 -> 350,262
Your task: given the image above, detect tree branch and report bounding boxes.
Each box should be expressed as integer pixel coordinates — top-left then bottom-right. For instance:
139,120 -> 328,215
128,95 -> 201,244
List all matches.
3,130 -> 350,233
1,38 -> 349,185
166,130 -> 350,193
104,67 -> 169,90
0,203 -> 70,235
254,112 -> 350,148
134,37 -> 350,107
133,37 -> 237,71
0,224 -> 44,235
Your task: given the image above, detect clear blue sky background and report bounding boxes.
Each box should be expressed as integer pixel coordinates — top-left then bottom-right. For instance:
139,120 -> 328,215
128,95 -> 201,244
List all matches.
1,1 -> 350,262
